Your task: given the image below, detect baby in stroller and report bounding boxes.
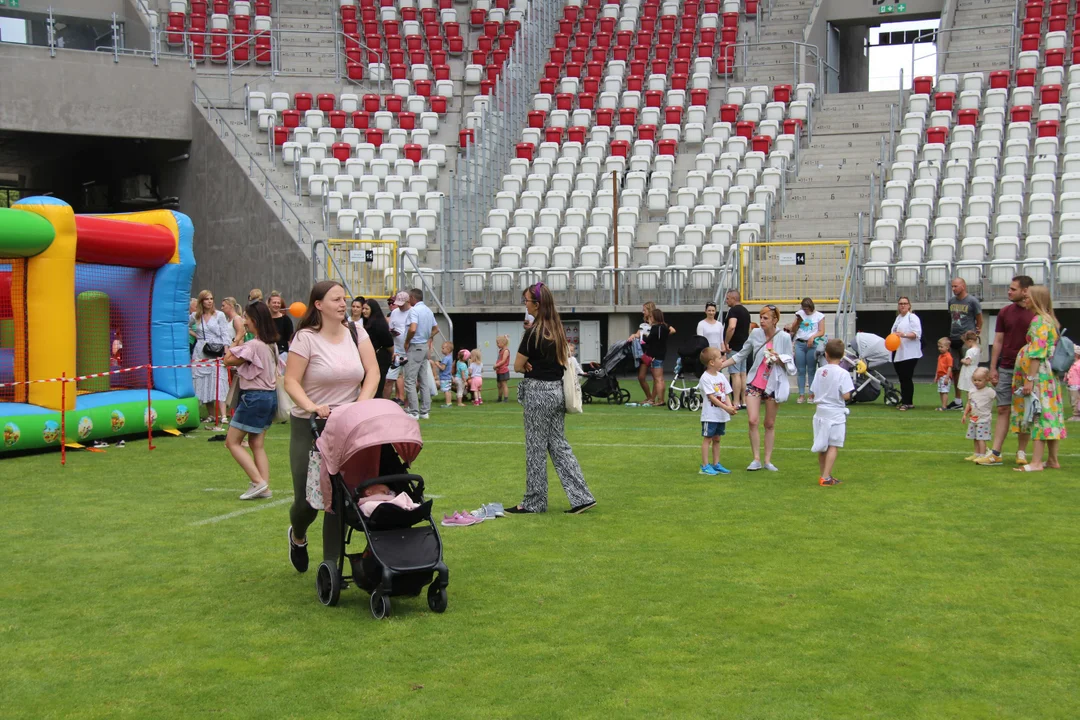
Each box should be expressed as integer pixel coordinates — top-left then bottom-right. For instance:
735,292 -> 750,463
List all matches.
309,399 -> 449,619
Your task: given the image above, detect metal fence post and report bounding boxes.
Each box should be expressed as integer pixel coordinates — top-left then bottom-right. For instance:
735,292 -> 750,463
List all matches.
112,12 -> 121,63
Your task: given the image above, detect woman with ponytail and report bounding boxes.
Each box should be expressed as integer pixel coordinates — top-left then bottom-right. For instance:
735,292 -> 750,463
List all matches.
507,283 -> 596,514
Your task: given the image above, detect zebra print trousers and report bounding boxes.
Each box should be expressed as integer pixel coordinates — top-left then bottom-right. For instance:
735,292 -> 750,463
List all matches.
519,378 -> 595,512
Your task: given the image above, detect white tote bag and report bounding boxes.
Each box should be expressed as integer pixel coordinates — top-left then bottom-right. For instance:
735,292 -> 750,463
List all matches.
563,347 -> 583,414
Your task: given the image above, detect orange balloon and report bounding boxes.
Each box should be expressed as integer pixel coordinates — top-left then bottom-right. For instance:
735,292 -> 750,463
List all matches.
884,333 -> 901,352
288,301 -> 307,318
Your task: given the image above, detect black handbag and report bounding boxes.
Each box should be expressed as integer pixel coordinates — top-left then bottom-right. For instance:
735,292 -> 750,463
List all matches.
200,318 -> 226,358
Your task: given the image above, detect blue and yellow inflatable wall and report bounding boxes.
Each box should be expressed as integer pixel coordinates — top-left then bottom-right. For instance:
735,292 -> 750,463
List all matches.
0,197 -> 199,453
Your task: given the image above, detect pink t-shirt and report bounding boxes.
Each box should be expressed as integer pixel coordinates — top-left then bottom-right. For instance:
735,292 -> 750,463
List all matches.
289,326 -> 368,418
231,339 -> 277,391
749,340 -> 773,390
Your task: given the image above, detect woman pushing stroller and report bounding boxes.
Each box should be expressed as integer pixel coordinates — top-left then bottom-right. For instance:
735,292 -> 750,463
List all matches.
284,281 -> 381,573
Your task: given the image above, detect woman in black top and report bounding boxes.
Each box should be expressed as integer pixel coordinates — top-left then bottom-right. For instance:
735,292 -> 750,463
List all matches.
506,283 -> 596,515
361,299 -> 395,398
641,307 -> 676,406
267,291 -> 295,354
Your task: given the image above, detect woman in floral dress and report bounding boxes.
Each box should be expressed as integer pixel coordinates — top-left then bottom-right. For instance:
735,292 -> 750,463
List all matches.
1010,285 -> 1067,472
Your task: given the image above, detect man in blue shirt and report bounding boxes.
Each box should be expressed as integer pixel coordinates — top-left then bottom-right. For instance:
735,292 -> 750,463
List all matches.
403,288 -> 439,418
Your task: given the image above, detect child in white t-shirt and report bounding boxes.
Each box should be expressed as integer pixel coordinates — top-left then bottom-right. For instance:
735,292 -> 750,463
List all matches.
962,367 -> 995,461
956,330 -> 980,399
697,347 -> 738,476
810,339 -> 855,487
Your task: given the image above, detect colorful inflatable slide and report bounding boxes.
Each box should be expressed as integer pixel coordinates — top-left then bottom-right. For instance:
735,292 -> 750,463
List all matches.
0,197 -> 199,453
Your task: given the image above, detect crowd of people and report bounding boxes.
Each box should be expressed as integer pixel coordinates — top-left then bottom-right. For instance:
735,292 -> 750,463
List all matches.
688,275 -> 1073,483
188,275 -> 1075,574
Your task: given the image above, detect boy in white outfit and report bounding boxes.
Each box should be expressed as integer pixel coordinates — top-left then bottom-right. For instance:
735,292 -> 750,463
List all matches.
810,339 -> 855,487
698,347 -> 738,476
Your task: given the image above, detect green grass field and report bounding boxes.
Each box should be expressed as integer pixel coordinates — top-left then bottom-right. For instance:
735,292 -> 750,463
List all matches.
2,382 -> 1079,719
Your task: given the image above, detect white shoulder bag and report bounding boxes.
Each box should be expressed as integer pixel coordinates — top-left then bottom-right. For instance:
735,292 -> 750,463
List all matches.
563,346 -> 583,414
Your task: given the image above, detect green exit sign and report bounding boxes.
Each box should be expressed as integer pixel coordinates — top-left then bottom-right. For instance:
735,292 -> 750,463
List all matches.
879,2 -> 907,11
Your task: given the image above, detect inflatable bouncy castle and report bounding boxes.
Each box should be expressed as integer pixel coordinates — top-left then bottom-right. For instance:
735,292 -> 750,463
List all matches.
0,197 -> 199,454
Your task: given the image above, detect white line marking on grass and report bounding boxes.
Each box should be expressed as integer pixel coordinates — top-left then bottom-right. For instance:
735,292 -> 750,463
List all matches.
190,498 -> 290,526
203,488 -> 245,492
423,439 -> 1080,457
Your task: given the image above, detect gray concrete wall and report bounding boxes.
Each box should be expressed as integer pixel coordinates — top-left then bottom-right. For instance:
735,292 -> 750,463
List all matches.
838,24 -> 869,92
0,44 -> 193,140
162,105 -> 312,305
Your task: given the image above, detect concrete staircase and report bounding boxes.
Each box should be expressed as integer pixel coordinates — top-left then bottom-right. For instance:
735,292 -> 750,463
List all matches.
735,0 -> 815,86
274,0 -> 338,77
776,91 -> 891,244
943,0 -> 1017,74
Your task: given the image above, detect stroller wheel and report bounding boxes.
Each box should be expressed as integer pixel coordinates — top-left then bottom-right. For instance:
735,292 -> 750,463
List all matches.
582,394 -> 592,404
316,562 -> 341,607
687,393 -> 702,412
427,585 -> 448,613
618,389 -> 631,404
884,388 -> 902,406
667,393 -> 681,411
370,590 -> 392,619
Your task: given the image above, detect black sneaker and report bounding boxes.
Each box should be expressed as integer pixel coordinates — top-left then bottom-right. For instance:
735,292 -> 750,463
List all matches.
288,526 -> 309,573
947,399 -> 964,410
565,501 -> 597,514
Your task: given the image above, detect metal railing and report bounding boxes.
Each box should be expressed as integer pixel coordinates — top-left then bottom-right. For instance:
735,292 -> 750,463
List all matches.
433,262 -> 736,309
726,39 -> 824,91
857,258 -> 1077,304
193,82 -> 319,251
448,0 -> 564,273
310,238 -> 355,296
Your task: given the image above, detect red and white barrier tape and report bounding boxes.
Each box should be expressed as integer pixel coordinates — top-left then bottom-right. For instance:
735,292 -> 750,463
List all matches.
0,359 -> 221,389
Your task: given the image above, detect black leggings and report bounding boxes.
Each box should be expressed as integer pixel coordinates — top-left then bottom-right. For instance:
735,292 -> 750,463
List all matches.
893,358 -> 918,406
375,347 -> 392,398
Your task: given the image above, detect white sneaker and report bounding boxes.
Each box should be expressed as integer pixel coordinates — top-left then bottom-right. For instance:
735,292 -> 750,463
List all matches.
747,460 -> 763,471
240,482 -> 269,500
420,413 -> 430,419
764,462 -> 779,472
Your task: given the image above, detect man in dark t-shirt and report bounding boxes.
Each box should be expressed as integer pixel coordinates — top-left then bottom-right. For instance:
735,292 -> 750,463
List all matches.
977,275 -> 1035,467
723,289 -> 751,408
946,278 -> 983,409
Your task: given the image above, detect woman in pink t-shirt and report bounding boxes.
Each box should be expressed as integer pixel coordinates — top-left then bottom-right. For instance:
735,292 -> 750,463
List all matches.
223,301 -> 280,501
284,281 -> 380,573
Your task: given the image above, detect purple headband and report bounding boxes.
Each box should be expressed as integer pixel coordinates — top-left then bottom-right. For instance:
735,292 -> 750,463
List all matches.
532,281 -> 544,300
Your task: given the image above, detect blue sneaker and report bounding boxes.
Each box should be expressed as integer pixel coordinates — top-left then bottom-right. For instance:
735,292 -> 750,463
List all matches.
712,463 -> 731,474
699,464 -> 719,475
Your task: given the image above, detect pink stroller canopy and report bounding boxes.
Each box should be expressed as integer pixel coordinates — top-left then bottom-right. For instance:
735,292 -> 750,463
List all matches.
316,399 -> 423,479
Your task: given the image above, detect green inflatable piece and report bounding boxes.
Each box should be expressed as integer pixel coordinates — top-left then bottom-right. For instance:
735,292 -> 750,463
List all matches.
77,291 -> 111,393
0,207 -> 55,259
0,318 -> 12,349
0,396 -> 200,454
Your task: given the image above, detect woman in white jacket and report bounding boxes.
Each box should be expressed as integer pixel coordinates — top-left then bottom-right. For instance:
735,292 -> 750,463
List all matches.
721,305 -> 795,471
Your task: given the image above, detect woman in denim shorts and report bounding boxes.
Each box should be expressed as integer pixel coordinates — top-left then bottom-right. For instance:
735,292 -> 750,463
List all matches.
223,301 -> 280,500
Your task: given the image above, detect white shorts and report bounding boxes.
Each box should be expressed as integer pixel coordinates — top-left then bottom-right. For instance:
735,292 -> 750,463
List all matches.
386,366 -> 401,381
811,416 -> 846,452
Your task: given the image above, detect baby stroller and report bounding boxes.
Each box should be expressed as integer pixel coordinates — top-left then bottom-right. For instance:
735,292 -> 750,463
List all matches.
581,339 -> 633,404
311,399 -> 449,619
838,332 -> 902,406
668,335 -> 710,411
